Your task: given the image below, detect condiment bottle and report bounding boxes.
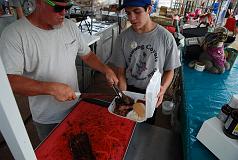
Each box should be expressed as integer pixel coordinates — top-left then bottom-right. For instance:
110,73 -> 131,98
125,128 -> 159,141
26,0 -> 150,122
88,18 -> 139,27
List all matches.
217,94 -> 238,123
223,109 -> 238,139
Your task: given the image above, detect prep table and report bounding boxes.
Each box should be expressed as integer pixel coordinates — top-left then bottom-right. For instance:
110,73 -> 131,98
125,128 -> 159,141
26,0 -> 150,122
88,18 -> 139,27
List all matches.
35,95 -> 178,160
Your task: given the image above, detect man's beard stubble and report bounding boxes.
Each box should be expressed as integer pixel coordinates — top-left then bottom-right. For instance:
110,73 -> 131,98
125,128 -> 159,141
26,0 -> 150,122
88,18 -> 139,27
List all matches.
53,22 -> 64,29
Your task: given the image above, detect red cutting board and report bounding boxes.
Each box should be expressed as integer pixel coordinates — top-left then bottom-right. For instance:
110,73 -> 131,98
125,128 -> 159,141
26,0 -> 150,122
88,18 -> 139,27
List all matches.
35,101 -> 135,160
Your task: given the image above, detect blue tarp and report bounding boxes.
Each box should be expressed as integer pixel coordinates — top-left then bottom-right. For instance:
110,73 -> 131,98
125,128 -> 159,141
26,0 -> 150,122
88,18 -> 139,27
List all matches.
181,57 -> 238,160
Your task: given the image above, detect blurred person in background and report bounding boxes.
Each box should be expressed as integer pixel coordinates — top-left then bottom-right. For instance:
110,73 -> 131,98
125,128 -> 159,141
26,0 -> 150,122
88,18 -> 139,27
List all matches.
151,0 -> 158,14
212,0 -> 221,15
225,0 -> 234,19
0,0 -> 24,35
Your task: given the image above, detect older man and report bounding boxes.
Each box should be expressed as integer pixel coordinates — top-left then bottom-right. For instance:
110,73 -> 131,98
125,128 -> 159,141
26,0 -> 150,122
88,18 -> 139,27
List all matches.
0,0 -> 118,141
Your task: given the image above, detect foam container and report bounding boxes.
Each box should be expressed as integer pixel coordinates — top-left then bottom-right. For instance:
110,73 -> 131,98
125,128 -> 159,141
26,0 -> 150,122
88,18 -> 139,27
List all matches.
196,117 -> 238,160
108,70 -> 161,122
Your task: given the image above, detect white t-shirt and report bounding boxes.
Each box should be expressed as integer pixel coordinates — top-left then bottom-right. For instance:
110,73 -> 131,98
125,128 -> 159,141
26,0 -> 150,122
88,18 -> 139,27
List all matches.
110,25 -> 181,89
0,17 -> 90,124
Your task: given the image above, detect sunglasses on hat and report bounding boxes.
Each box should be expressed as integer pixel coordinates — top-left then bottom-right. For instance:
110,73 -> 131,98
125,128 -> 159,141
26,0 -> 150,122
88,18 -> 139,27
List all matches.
44,0 -> 73,13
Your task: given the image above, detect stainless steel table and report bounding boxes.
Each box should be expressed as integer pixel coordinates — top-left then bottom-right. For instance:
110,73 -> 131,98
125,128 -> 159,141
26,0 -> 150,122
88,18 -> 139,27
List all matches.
124,123 -> 176,160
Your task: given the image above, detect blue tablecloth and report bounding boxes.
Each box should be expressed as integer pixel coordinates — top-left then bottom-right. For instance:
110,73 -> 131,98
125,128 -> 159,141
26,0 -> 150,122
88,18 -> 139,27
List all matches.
181,58 -> 238,160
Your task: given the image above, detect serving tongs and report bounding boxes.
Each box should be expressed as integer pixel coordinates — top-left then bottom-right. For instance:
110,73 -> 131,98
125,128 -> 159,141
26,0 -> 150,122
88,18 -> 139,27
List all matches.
112,84 -> 134,105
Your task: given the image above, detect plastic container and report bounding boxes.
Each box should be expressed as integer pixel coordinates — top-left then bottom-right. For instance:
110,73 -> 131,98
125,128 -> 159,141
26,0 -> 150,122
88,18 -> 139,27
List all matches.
162,101 -> 174,115
108,70 -> 161,122
194,62 -> 205,72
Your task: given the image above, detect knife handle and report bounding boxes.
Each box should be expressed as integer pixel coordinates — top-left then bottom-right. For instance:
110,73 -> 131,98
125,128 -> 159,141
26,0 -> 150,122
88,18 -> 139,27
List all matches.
75,92 -> 81,97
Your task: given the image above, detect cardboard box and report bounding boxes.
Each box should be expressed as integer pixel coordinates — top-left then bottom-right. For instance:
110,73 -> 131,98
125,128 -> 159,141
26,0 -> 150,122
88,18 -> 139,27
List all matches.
197,117 -> 238,160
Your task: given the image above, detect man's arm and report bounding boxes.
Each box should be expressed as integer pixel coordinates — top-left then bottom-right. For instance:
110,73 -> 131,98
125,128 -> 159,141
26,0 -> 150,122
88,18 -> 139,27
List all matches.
8,74 -> 77,101
80,51 -> 118,85
157,69 -> 174,107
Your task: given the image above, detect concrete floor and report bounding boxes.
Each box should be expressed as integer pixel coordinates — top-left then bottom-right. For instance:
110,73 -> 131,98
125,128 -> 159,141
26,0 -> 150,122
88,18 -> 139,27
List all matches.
0,71 -> 183,160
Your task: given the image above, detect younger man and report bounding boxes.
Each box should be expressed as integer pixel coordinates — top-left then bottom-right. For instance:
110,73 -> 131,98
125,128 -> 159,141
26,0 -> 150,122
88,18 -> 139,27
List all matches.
110,0 -> 181,123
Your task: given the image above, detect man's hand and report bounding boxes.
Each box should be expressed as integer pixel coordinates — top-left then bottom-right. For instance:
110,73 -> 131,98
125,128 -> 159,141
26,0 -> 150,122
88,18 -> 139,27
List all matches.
80,52 -> 118,86
8,75 -> 77,102
48,82 -> 77,102
156,85 -> 166,108
116,67 -> 127,91
155,70 -> 174,107
104,67 -> 119,86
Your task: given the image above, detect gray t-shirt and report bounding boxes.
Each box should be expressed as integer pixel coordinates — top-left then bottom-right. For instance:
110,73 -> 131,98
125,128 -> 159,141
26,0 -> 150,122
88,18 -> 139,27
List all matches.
0,17 -> 90,124
0,0 -> 21,35
110,25 -> 181,89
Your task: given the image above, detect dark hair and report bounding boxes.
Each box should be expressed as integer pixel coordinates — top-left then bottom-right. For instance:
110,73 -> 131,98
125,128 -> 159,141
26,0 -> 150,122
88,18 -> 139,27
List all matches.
143,5 -> 150,11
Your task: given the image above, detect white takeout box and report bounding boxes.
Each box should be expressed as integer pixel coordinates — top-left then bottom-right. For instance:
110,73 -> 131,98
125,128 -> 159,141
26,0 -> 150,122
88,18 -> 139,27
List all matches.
197,117 -> 238,160
108,70 -> 161,122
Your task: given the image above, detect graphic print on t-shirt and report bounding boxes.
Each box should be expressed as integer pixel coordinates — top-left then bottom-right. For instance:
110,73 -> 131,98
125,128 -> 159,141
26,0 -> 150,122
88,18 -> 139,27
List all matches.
128,44 -> 157,81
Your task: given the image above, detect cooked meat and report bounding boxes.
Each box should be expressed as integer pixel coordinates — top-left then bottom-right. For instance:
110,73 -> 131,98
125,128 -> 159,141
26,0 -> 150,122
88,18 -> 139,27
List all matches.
114,97 -> 133,117
69,132 -> 96,160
